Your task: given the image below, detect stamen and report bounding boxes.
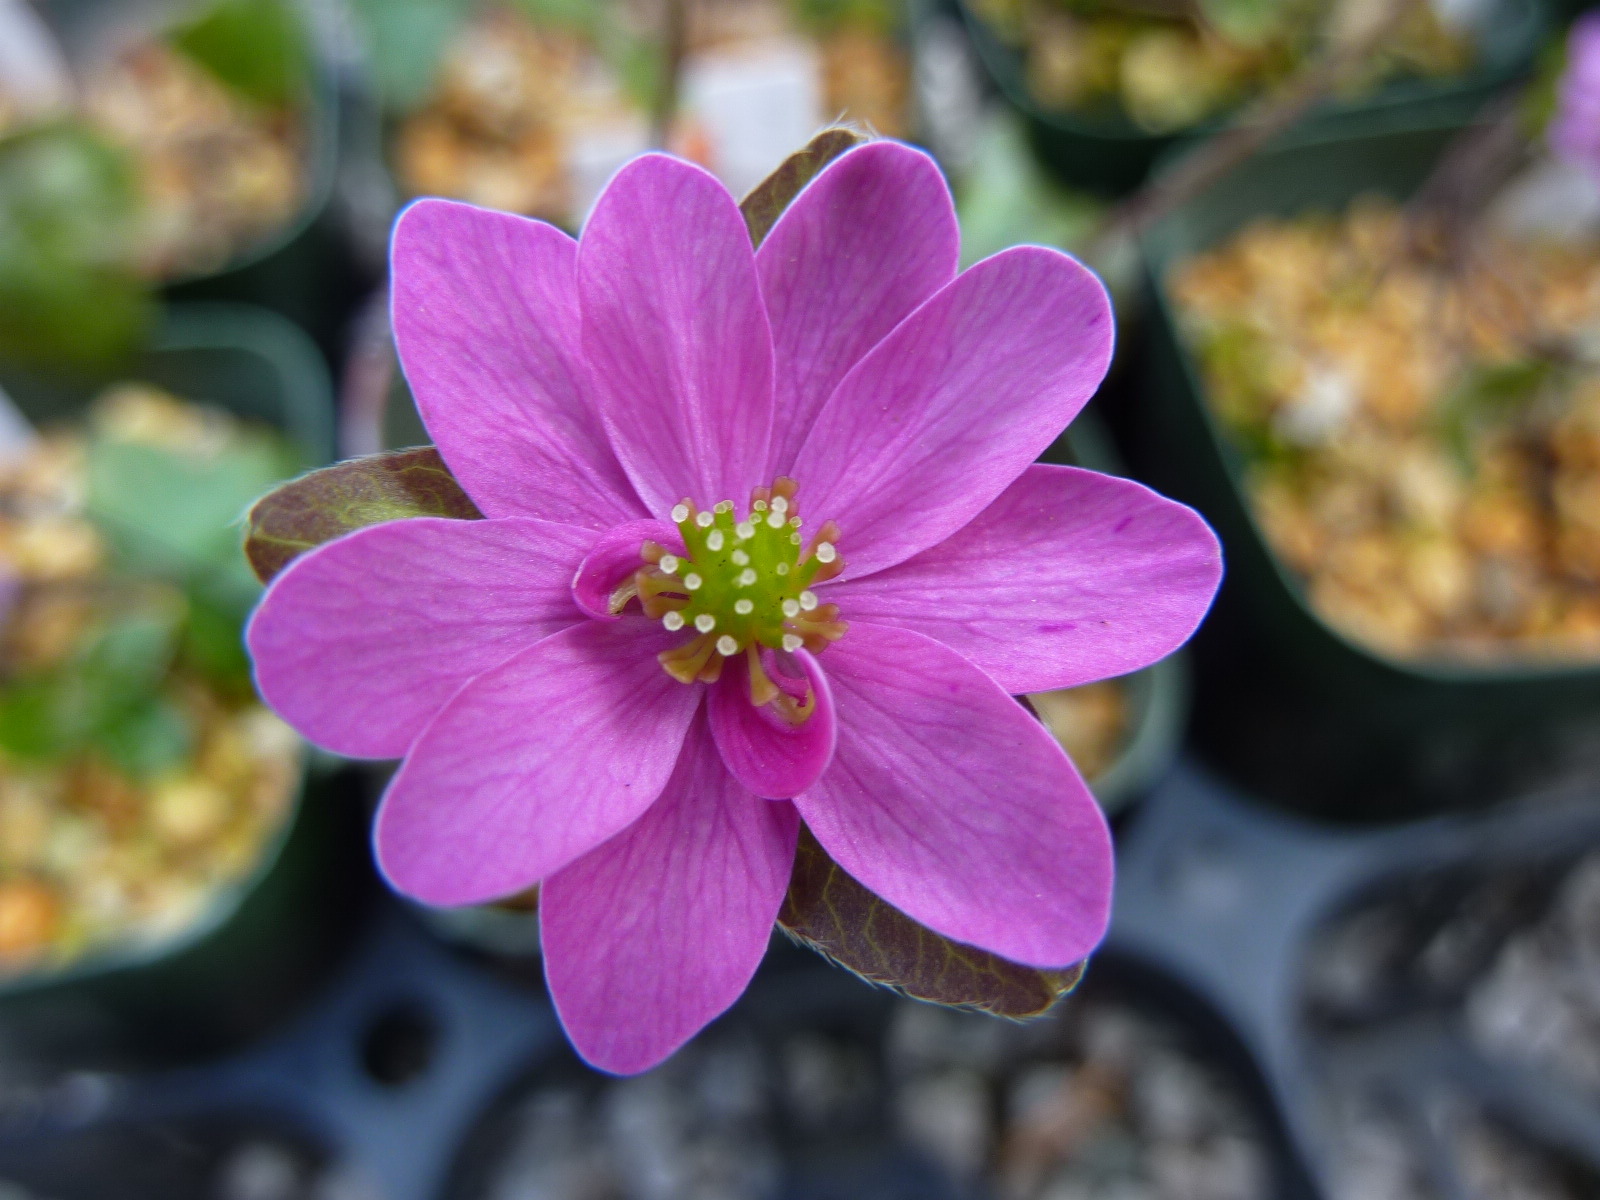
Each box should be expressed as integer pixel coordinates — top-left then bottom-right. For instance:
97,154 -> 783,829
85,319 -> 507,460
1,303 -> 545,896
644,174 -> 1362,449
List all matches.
649,479 -> 848,699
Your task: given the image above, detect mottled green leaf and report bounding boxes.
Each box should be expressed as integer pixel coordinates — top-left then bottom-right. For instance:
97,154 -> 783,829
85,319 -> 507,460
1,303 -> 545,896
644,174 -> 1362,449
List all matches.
244,447 -> 483,584
740,127 -> 866,248
778,827 -> 1086,1018
171,0 -> 310,109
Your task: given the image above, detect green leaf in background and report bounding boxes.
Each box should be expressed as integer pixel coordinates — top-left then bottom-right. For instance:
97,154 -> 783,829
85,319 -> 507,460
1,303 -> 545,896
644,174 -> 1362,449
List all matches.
88,420 -> 300,579
957,113 -> 1104,268
348,0 -> 473,112
1197,0 -> 1294,46
1436,358 -> 1560,469
0,125 -> 153,368
0,603 -> 190,775
243,446 -> 484,584
779,828 -> 1087,1016
171,0 -> 311,109
97,695 -> 194,778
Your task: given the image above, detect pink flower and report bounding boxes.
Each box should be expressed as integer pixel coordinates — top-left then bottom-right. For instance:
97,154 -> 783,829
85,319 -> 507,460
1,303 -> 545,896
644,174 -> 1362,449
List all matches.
1553,14 -> 1600,175
247,143 -> 1221,1074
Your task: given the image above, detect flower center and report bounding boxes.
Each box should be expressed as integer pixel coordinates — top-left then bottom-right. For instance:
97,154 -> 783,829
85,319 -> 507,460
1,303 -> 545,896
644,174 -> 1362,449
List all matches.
629,478 -> 848,704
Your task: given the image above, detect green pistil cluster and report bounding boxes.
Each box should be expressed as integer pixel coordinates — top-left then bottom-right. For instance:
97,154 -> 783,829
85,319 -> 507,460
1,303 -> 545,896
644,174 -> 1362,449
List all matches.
660,494 -> 828,656
636,479 -> 847,692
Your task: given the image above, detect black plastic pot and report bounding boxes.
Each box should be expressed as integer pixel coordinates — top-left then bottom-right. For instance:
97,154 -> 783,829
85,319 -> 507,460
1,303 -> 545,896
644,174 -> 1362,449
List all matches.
1133,118 -> 1600,817
0,303 -> 352,1067
955,0 -> 1547,196
1113,757 -> 1600,1200
36,0 -> 361,357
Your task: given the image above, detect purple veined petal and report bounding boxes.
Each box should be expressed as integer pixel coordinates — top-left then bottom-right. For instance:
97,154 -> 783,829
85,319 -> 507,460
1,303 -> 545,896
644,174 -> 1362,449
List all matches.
826,464 -> 1222,694
571,519 -> 685,622
391,199 -> 644,528
757,141 -> 959,476
707,647 -> 836,799
790,245 -> 1113,579
248,516 -> 597,759
578,154 -> 775,514
794,622 -> 1113,968
374,619 -> 702,907
543,715 -> 798,1075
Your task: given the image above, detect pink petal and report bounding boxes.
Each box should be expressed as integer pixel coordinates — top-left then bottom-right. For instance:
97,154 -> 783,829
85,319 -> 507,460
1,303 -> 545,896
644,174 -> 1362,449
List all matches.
790,247 -> 1113,578
543,716 -> 797,1074
707,648 -> 836,799
757,141 -> 959,475
578,154 -> 774,514
248,517 -> 595,759
571,519 -> 684,622
391,199 -> 642,528
374,620 -> 702,906
827,464 -> 1222,694
794,623 -> 1112,968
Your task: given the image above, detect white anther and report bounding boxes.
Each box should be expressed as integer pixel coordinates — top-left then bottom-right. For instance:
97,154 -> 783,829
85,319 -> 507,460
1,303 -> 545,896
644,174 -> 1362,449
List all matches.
735,521 -> 756,540
716,634 -> 739,655
731,549 -> 750,566
663,611 -> 685,631
775,562 -> 790,576
684,573 -> 703,591
671,504 -> 690,523
658,554 -> 680,574
706,530 -> 725,551
789,532 -> 801,545
695,614 -> 716,633
770,496 -> 789,515
753,499 -> 768,512
815,542 -> 837,564
782,633 -> 803,653
714,500 -> 734,513
790,516 -> 803,528
799,590 -> 818,611
766,511 -> 785,529
695,511 -> 713,528
737,568 -> 758,587
734,598 -> 754,615
781,598 -> 800,618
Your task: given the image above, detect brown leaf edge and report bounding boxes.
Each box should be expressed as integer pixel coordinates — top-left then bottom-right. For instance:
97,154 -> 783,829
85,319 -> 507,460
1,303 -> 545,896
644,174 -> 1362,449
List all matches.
778,828 -> 1086,1019
741,126 -> 867,248
244,446 -> 482,584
